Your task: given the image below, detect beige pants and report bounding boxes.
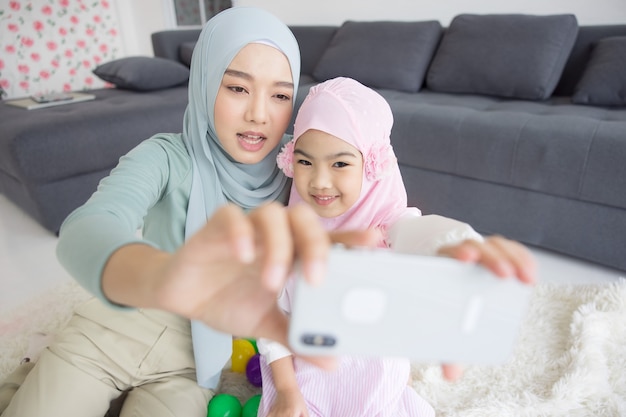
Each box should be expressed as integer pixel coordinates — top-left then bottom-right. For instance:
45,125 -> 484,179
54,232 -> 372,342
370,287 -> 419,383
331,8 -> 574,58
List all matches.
1,298 -> 212,417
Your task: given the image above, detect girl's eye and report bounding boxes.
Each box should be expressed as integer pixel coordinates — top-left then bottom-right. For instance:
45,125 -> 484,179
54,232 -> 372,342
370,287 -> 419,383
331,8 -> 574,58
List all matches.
333,161 -> 349,168
296,159 -> 312,166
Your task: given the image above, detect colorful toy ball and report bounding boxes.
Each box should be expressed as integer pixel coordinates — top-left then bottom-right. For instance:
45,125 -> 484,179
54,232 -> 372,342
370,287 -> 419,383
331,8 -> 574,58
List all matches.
231,338 -> 256,373
245,338 -> 258,353
245,353 -> 262,387
207,393 -> 242,417
242,394 -> 262,417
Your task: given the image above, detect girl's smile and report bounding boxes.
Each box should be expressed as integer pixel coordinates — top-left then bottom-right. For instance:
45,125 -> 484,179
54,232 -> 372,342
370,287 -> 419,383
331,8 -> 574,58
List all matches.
311,194 -> 338,206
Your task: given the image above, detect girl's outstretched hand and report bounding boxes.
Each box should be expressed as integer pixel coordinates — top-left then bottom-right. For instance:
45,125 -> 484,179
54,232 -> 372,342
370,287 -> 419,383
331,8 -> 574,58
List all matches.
436,235 -> 537,381
437,235 -> 537,285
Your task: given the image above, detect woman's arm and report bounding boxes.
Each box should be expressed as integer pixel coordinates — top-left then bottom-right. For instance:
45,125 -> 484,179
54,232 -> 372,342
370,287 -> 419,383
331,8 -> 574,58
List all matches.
57,137 -> 181,305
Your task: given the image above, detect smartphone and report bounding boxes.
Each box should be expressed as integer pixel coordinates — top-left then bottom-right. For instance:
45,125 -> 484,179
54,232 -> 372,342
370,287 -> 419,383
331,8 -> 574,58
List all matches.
288,246 -> 533,365
30,92 -> 73,103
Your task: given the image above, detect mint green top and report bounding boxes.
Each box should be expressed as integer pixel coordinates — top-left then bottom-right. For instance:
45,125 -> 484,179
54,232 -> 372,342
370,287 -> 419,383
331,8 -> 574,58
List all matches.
56,134 -> 192,303
57,6 -> 301,390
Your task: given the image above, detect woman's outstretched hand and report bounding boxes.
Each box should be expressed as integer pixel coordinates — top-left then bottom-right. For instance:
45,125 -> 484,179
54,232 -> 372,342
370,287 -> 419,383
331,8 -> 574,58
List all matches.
103,202 -> 377,363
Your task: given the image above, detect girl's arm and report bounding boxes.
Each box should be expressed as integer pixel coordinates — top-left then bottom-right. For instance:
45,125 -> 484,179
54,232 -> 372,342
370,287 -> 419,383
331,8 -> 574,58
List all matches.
388,213 -> 535,283
388,214 -> 483,256
266,357 -> 309,417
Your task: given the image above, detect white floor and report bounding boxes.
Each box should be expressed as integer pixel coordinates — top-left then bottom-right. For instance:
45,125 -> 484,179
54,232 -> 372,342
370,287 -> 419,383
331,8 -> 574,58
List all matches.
1,194 -> 624,313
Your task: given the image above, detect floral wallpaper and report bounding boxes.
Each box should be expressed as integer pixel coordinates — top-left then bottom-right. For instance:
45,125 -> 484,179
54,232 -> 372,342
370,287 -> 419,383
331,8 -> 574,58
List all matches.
0,0 -> 123,99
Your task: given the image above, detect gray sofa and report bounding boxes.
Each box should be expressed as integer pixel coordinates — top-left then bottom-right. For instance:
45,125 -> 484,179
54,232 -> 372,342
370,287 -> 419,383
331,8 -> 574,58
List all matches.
0,71 -> 189,235
1,14 -> 625,272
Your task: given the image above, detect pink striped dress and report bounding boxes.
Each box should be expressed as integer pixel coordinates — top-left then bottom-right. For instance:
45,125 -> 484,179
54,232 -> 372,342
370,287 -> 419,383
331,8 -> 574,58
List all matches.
257,279 -> 435,417
257,354 -> 434,417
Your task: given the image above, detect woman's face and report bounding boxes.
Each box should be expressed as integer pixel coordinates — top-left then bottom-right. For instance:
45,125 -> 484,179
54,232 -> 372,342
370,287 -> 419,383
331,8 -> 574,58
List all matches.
214,43 -> 294,164
292,129 -> 364,219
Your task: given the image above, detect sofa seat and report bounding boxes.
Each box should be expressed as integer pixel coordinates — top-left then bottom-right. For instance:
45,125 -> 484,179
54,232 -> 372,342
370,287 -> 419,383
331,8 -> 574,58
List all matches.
381,89 -> 626,211
0,86 -> 188,233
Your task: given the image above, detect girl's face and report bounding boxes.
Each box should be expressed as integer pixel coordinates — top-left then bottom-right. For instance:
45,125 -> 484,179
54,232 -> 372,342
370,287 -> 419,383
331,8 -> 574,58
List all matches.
293,130 -> 363,218
214,43 -> 294,164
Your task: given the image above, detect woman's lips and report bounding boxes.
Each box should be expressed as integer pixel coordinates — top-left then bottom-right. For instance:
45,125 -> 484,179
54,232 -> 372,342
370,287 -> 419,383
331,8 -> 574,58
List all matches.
238,132 -> 266,152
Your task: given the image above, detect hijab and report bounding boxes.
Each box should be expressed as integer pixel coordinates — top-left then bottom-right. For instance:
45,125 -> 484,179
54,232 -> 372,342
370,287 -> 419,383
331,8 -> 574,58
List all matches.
277,77 -> 420,246
183,7 -> 300,389
183,7 -> 300,236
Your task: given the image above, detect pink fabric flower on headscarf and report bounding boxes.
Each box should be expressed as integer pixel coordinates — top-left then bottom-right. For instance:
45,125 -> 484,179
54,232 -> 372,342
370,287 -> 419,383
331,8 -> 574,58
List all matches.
279,77 -> 420,241
276,138 -> 296,178
364,142 -> 396,181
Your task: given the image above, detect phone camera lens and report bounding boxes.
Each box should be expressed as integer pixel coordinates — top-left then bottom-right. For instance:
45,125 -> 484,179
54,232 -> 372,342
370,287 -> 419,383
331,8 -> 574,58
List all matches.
301,334 -> 336,347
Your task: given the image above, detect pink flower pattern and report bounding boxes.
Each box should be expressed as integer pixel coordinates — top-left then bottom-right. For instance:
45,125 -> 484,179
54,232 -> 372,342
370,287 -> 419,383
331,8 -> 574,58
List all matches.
0,0 -> 123,98
276,139 -> 297,178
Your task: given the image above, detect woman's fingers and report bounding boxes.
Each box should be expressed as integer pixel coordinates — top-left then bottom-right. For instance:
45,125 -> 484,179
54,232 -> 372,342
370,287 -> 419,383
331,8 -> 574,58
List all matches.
248,202 -> 295,291
288,203 -> 331,286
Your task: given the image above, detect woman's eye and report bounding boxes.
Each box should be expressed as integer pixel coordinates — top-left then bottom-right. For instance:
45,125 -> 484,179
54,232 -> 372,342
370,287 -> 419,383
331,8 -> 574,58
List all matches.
333,162 -> 349,168
228,86 -> 247,93
275,93 -> 291,101
296,159 -> 311,166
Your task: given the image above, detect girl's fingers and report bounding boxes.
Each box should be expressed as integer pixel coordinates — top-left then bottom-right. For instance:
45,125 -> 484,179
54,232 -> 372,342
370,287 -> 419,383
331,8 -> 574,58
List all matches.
488,236 -> 537,284
438,236 -> 537,284
329,228 -> 381,249
442,364 -> 464,381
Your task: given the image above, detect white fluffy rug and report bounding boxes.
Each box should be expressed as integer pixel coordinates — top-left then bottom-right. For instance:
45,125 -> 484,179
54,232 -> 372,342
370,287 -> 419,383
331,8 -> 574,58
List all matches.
2,280 -> 625,416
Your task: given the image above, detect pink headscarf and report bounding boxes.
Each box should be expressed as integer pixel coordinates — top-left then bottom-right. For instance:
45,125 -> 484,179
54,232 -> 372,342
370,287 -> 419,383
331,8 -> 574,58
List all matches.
277,77 -> 420,245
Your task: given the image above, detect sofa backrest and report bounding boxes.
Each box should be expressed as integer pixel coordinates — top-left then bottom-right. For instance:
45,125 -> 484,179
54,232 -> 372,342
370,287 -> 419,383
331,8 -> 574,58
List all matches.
152,29 -> 202,64
152,23 -> 626,98
289,26 -> 337,76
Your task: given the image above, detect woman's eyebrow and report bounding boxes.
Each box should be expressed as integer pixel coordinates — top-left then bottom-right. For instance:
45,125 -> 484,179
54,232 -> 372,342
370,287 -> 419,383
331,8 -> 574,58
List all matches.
224,69 -> 293,89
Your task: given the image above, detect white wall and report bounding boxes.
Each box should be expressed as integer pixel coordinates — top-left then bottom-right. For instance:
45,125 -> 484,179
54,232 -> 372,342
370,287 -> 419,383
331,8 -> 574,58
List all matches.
115,0 -> 169,56
233,0 -> 626,26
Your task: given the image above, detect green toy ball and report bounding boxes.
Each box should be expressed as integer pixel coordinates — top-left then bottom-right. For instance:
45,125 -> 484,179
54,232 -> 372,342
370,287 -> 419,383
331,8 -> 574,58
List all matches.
207,393 -> 242,417
242,394 -> 261,417
245,338 -> 258,353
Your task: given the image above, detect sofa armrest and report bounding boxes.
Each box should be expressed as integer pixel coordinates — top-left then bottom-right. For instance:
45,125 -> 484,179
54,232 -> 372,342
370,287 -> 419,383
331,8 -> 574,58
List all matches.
151,29 -> 202,64
554,24 -> 626,96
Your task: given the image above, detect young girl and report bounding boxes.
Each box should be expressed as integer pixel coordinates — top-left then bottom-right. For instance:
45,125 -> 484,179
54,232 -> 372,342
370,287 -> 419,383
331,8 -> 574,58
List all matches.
257,77 -> 524,417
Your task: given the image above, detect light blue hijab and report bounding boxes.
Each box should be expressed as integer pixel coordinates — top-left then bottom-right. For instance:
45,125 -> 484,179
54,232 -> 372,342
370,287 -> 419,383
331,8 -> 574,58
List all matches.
183,7 -> 300,389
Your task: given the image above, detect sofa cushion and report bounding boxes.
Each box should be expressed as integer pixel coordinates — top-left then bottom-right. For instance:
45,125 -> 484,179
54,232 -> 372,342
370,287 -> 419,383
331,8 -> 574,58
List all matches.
426,14 -> 579,100
571,36 -> 626,107
312,20 -> 443,92
93,56 -> 190,91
